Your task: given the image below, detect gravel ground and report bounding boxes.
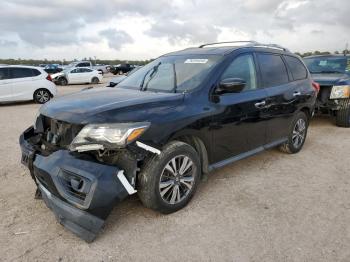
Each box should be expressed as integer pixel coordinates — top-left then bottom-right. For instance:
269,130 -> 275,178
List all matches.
0,76 -> 349,261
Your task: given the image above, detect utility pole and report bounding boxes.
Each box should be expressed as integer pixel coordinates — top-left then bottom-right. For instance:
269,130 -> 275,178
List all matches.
344,43 -> 349,55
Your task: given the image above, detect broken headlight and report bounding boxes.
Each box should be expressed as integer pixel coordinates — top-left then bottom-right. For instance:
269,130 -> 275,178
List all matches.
330,85 -> 350,99
70,122 -> 150,152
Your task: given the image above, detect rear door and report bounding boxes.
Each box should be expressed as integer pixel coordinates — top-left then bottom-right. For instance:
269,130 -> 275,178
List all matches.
256,53 -> 305,144
0,68 -> 12,101
211,53 -> 269,163
81,68 -> 93,82
9,67 -> 36,101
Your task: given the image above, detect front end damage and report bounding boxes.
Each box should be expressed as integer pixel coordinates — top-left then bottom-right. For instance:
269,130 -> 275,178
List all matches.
19,116 -> 155,242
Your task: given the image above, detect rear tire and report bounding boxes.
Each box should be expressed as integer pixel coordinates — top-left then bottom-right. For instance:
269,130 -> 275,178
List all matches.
34,89 -> 51,104
335,99 -> 350,127
280,111 -> 309,154
91,77 -> 99,84
138,141 -> 201,214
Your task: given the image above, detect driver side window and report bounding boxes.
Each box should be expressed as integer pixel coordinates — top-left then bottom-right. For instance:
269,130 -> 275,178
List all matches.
220,54 -> 257,91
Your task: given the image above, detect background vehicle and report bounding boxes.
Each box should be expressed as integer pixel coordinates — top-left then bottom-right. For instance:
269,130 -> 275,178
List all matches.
65,61 -> 110,75
20,41 -> 317,242
110,63 -> 135,75
44,64 -> 63,74
0,65 -> 56,103
108,66 -> 141,87
304,55 -> 350,127
51,67 -> 103,85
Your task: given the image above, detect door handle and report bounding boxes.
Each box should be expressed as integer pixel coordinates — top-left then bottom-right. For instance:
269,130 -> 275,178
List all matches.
254,101 -> 266,108
293,91 -> 302,97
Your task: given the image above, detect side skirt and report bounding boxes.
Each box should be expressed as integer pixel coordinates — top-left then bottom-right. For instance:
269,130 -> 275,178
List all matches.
208,138 -> 287,171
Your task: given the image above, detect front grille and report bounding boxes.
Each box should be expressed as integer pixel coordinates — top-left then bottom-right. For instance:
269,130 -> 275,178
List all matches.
38,115 -> 83,148
318,86 -> 332,103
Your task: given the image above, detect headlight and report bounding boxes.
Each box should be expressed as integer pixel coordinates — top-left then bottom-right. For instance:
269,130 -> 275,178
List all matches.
70,122 -> 150,152
330,85 -> 350,99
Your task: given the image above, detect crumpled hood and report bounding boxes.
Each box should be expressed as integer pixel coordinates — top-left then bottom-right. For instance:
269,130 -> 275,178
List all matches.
40,87 -> 184,124
311,73 -> 350,86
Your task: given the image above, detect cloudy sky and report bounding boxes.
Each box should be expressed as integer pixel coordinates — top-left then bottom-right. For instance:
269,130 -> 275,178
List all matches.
0,0 -> 349,60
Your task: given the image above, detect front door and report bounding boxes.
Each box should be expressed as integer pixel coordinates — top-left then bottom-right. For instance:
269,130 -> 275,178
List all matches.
210,53 -> 269,164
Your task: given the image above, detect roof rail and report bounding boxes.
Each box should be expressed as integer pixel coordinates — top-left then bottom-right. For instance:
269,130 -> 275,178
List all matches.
199,41 -> 259,48
252,44 -> 289,51
199,41 -> 289,52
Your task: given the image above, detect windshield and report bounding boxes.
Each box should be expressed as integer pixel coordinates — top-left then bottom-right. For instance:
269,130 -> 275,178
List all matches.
119,55 -> 222,93
304,56 -> 350,74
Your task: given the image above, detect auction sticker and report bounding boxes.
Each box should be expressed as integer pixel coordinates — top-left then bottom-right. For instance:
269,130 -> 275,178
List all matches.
184,59 -> 208,64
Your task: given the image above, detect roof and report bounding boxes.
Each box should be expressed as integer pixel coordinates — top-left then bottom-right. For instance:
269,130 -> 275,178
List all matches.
163,41 -> 291,57
0,65 -> 43,69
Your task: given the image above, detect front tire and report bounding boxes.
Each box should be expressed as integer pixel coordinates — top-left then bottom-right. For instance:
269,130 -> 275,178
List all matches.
34,89 -> 51,104
59,77 -> 68,86
280,111 -> 309,154
91,77 -> 99,84
138,141 -> 201,214
335,99 -> 350,127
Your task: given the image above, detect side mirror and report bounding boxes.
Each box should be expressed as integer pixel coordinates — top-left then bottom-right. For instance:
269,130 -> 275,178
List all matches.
216,78 -> 246,94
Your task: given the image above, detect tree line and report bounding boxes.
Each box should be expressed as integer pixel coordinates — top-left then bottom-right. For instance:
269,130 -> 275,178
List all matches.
0,58 -> 152,66
0,50 -> 349,66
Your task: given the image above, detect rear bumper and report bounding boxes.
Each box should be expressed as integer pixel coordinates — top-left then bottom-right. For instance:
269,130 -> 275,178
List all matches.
19,127 -> 134,242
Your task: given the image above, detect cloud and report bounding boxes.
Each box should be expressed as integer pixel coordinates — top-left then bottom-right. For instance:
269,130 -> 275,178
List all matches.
146,21 -> 221,45
0,0 -> 349,59
99,28 -> 133,50
0,39 -> 17,47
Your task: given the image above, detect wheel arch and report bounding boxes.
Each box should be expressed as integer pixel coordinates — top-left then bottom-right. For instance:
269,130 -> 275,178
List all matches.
168,133 -> 210,174
300,106 -> 312,120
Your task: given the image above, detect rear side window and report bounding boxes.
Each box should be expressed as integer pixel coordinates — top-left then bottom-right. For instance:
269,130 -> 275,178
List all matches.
0,68 -> 9,80
284,56 -> 307,81
77,63 -> 90,67
31,69 -> 41,76
257,54 -> 289,87
9,68 -> 34,79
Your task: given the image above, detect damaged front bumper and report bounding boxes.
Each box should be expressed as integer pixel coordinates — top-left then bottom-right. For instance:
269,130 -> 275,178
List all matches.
19,126 -> 136,242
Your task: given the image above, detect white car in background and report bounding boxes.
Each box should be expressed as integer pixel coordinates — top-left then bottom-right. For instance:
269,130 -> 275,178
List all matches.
51,67 -> 103,86
0,65 -> 57,104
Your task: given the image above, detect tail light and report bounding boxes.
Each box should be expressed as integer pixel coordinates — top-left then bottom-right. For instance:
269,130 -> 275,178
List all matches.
46,74 -> 52,81
312,81 -> 320,93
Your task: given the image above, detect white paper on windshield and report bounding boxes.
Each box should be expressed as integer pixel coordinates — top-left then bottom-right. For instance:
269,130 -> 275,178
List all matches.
319,60 -> 327,66
184,59 -> 208,64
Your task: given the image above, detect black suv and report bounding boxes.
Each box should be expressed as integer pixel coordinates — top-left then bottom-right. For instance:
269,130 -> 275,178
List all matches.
20,41 -> 317,242
304,55 -> 350,127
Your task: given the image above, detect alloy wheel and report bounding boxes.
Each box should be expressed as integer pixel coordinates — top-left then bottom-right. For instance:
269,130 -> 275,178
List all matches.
159,155 -> 195,205
292,118 -> 306,148
35,90 -> 50,103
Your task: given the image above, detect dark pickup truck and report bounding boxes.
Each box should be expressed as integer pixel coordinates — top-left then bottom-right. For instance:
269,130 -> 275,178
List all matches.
304,55 -> 350,127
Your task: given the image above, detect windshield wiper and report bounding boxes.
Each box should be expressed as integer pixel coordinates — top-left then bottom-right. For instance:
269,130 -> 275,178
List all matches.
141,62 -> 161,91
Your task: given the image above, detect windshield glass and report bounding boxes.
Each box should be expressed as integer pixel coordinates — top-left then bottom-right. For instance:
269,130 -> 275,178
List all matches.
304,56 -> 350,74
119,55 -> 222,93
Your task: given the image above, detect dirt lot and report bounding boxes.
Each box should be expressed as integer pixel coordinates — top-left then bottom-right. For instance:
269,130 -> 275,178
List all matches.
0,76 -> 350,261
